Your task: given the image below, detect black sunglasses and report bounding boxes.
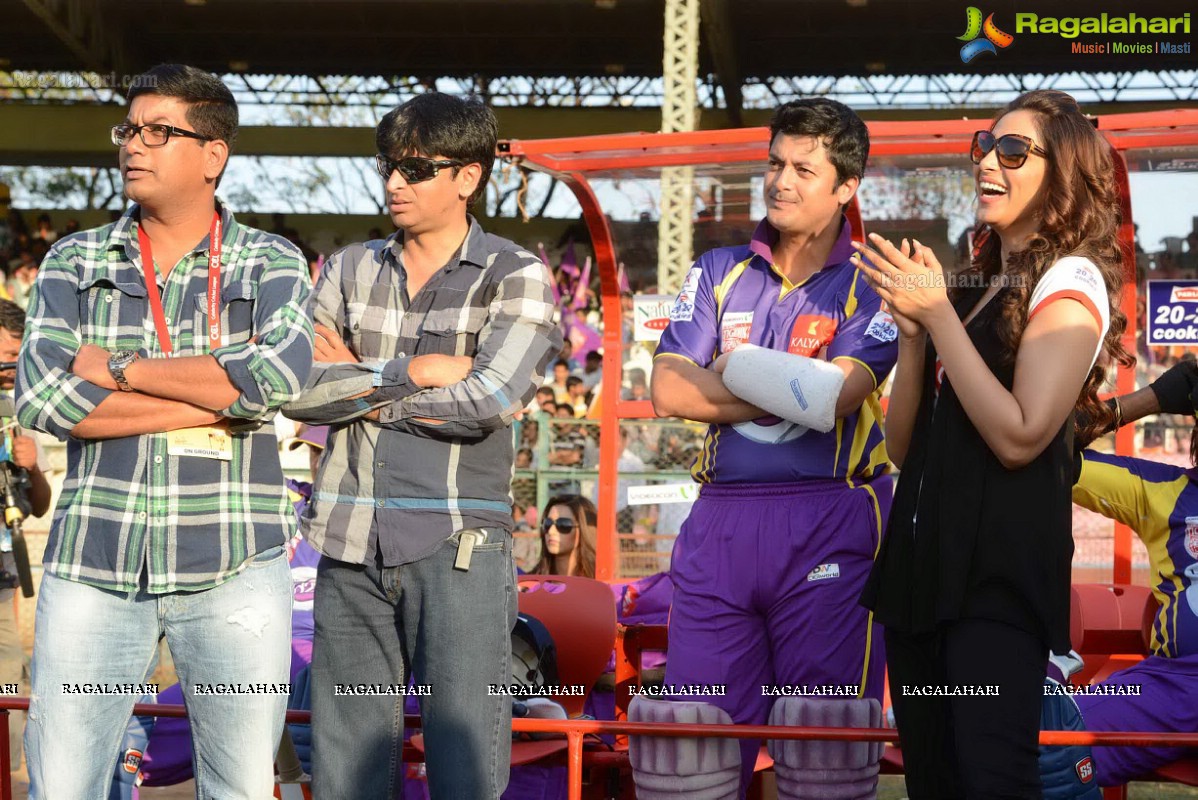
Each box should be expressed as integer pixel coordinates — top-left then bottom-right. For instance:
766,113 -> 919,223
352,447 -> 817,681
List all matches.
111,123 -> 213,148
970,130 -> 1049,170
375,154 -> 465,184
541,517 -> 576,535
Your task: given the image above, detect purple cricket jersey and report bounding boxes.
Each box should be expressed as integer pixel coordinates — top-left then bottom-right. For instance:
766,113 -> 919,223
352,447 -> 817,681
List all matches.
654,217 -> 898,484
286,478 -> 321,641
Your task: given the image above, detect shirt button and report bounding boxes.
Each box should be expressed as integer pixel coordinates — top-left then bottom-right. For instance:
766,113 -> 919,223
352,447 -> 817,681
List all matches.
397,352 -> 406,358
154,455 -> 163,464
105,293 -> 114,303
376,499 -> 384,508
376,461 -> 385,468
139,511 -> 147,520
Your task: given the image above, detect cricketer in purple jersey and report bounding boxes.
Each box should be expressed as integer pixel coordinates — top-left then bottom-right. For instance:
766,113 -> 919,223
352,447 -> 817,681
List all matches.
1055,365 -> 1198,787
655,216 -> 895,486
645,97 -> 896,800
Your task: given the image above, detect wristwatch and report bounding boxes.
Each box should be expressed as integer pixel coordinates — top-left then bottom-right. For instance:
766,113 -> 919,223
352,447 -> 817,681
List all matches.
108,350 -> 141,392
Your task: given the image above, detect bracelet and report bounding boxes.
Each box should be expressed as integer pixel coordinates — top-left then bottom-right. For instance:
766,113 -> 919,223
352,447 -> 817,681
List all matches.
1111,396 -> 1124,431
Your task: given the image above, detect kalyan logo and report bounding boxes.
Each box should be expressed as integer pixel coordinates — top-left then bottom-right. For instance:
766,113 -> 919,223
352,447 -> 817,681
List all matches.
959,7 -> 1015,62
788,315 -> 838,357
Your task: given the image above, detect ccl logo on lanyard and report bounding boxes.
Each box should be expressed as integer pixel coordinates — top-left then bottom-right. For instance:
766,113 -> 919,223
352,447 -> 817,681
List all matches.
137,210 -> 223,356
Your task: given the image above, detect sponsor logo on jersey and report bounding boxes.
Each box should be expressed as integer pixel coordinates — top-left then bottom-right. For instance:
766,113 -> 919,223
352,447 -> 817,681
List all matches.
788,315 -> 838,356
1075,755 -> 1094,783
807,563 -> 840,582
1185,516 -> 1198,560
122,748 -> 143,774
719,311 -> 754,353
292,565 -> 317,611
669,267 -> 702,322
866,309 -> 899,343
1073,265 -> 1100,291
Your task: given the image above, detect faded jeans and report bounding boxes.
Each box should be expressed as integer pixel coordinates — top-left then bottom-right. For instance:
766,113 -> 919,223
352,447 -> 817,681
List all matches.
25,547 -> 292,799
311,528 -> 517,800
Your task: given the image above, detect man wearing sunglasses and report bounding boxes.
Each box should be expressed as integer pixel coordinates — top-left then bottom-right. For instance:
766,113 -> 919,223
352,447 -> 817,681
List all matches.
285,92 -> 560,799
15,64 -> 313,797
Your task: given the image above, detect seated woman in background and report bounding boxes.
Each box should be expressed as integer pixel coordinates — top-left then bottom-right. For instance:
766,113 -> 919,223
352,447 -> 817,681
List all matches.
534,495 -> 598,578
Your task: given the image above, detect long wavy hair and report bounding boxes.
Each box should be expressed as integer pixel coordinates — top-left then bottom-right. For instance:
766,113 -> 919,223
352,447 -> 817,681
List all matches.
533,495 -> 597,579
955,90 -> 1134,444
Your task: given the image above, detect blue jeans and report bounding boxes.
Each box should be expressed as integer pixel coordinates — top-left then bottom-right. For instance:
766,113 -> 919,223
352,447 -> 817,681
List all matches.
311,528 -> 517,800
26,547 -> 293,799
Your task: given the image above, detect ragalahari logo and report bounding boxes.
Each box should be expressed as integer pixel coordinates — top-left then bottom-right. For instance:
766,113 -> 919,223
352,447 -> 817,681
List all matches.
958,7 -> 1015,62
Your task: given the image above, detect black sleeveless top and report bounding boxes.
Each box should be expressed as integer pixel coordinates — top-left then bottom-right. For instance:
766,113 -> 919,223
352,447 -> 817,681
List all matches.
860,285 -> 1075,655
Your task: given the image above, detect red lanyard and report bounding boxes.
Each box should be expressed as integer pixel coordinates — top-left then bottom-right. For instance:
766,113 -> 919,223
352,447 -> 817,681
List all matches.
137,211 -> 222,356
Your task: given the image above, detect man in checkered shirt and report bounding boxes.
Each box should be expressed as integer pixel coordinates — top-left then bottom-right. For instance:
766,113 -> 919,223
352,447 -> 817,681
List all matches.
285,93 -> 560,799
15,64 -> 313,797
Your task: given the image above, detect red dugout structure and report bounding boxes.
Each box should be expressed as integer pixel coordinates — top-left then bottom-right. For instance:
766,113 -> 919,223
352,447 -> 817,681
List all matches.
500,108 -> 1198,585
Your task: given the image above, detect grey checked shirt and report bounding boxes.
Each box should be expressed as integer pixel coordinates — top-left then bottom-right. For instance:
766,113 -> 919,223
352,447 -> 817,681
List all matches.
285,217 -> 561,566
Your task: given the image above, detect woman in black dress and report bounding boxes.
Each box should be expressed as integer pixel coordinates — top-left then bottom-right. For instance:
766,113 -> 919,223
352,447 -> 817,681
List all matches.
854,89 -> 1132,798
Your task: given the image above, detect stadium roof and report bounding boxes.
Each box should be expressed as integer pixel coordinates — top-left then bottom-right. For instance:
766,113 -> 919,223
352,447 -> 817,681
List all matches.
3,0 -> 1193,119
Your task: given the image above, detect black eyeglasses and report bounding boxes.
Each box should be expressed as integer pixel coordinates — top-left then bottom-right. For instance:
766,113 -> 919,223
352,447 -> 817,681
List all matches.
970,131 -> 1049,170
541,517 -> 576,535
111,123 -> 214,148
375,154 -> 464,184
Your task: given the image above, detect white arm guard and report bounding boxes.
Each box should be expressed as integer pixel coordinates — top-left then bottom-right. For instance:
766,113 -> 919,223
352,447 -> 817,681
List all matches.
722,344 -> 846,433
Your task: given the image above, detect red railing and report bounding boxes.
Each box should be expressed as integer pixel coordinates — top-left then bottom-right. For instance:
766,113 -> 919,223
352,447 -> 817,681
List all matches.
1,697 -> 1195,800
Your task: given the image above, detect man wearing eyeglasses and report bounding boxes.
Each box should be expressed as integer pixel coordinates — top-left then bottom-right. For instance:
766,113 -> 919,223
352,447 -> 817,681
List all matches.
15,64 -> 313,797
284,92 -> 560,799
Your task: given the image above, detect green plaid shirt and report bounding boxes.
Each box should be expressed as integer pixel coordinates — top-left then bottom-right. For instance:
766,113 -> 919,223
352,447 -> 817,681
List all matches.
16,204 -> 314,593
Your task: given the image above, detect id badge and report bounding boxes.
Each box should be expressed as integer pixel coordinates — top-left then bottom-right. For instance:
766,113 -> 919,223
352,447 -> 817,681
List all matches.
166,425 -> 233,461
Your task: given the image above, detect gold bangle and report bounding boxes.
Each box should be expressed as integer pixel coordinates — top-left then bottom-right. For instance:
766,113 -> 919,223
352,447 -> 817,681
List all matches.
1112,397 -> 1124,430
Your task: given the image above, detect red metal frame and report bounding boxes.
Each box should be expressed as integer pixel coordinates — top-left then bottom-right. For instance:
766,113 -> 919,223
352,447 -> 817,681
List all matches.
0,698 -> 1192,800
502,108 -> 1198,585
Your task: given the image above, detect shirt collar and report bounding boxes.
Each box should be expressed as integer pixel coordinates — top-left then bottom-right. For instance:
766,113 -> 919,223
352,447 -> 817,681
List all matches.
110,201 -> 237,259
386,214 -> 489,271
748,215 -> 854,271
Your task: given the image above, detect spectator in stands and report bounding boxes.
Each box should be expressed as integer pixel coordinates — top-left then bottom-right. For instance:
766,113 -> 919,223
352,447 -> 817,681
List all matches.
535,385 -> 557,415
515,446 -> 534,469
0,186 -> 12,258
533,495 -> 597,579
547,359 -> 571,404
548,405 -> 586,468
0,300 -> 50,770
16,63 -> 312,798
622,372 -> 649,402
7,253 -> 38,309
558,339 -> 581,374
647,98 -> 895,799
615,427 -> 647,535
1068,359 -> 1198,786
283,92 -> 560,800
580,349 -> 603,391
861,89 -> 1130,797
565,375 -> 588,417
32,213 -> 57,245
63,218 -> 80,236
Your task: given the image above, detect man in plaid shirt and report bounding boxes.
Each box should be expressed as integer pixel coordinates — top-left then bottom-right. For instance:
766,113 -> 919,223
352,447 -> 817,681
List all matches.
285,93 -> 560,799
15,64 -> 312,797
